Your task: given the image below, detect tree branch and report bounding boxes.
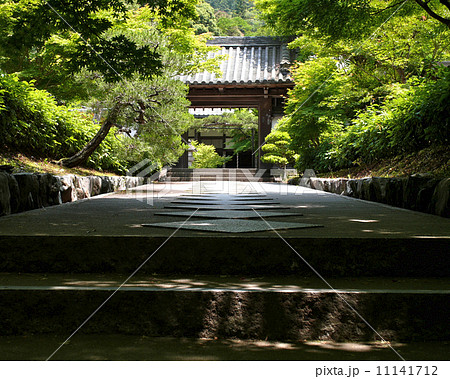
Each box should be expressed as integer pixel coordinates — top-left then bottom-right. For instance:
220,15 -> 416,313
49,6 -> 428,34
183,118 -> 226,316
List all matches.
115,125 -> 133,138
415,0 -> 450,27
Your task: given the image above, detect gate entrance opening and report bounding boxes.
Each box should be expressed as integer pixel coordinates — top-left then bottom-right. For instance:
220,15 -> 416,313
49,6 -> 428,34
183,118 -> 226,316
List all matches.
176,36 -> 295,169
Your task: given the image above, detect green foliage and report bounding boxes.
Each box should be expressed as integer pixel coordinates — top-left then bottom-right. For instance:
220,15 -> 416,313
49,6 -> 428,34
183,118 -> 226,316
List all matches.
280,54 -> 375,170
206,0 -> 249,14
192,1 -> 221,35
256,0 -> 374,40
255,0 -> 450,40
285,68 -> 450,172
104,75 -> 194,168
224,110 -> 258,153
259,0 -> 450,173
61,5 -> 220,168
206,0 -> 267,36
109,6 -> 223,79
191,140 -> 231,168
261,130 -> 297,168
216,15 -> 261,36
0,0 -> 199,83
328,69 -> 450,168
0,73 -> 126,172
193,109 -> 258,154
0,3 -> 222,171
234,0 -> 249,17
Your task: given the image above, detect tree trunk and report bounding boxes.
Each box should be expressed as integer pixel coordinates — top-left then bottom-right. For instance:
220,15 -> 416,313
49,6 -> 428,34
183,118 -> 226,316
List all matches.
61,102 -> 123,168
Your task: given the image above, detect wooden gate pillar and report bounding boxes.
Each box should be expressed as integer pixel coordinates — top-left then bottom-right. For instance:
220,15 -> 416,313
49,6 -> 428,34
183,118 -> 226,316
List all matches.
258,95 -> 273,169
174,132 -> 189,168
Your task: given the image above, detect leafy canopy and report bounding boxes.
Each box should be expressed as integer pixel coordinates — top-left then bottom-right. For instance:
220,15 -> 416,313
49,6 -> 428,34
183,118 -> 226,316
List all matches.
256,0 -> 450,173
0,0 -> 200,84
0,1 -> 225,170
255,0 -> 450,41
55,4 -> 221,168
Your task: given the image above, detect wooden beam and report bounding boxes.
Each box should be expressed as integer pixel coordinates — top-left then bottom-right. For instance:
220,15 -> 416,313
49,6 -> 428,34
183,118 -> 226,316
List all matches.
187,86 -> 292,108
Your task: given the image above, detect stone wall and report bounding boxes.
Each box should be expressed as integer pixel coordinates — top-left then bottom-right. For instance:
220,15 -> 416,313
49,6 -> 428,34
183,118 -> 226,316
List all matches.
300,174 -> 449,218
0,172 -> 145,216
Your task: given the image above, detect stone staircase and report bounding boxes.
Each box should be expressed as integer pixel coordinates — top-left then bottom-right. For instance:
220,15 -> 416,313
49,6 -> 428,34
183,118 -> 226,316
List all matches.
0,274 -> 447,345
164,168 -> 275,182
0,183 -> 449,360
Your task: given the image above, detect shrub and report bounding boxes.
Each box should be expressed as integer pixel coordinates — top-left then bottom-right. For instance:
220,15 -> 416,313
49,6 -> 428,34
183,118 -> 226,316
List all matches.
0,73 -> 126,172
327,69 -> 450,169
191,141 -> 231,168
289,68 -> 450,172
261,130 -> 298,168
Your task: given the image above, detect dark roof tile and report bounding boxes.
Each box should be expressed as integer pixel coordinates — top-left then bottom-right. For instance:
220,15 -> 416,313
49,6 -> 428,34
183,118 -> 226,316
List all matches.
180,36 -> 295,86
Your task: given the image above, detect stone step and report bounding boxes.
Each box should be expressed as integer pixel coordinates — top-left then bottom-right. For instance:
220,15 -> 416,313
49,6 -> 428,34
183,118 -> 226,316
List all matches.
165,168 -> 275,182
1,185 -> 449,276
166,175 -> 269,177
2,335 -> 448,360
0,274 -> 448,342
167,170 -> 264,175
166,173 -> 266,177
165,176 -> 274,182
168,169 -> 260,173
0,235 -> 448,276
167,172 -> 263,175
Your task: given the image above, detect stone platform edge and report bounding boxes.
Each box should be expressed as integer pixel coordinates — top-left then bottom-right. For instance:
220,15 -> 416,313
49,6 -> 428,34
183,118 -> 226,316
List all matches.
297,175 -> 449,218
0,171 -> 146,216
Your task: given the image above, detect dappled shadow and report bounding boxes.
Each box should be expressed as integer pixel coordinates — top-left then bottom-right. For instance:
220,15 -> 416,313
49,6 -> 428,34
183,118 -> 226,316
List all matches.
1,274 -> 449,292
0,334 -> 447,361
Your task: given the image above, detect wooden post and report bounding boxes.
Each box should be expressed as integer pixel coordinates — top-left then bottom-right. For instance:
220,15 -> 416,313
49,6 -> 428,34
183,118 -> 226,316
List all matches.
174,132 -> 189,168
251,128 -> 256,168
258,96 -> 272,169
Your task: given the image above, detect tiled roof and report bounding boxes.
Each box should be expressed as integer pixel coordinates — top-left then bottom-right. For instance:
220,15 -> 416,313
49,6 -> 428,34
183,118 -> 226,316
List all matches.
180,36 -> 295,86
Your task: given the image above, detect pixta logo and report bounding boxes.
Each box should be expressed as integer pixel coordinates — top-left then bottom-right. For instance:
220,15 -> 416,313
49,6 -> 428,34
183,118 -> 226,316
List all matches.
126,159 -> 160,178
126,159 -> 171,205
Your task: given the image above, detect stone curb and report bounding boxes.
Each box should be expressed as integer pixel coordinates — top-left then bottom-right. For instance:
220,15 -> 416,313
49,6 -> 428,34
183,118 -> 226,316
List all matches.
0,172 -> 146,216
299,175 -> 449,218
